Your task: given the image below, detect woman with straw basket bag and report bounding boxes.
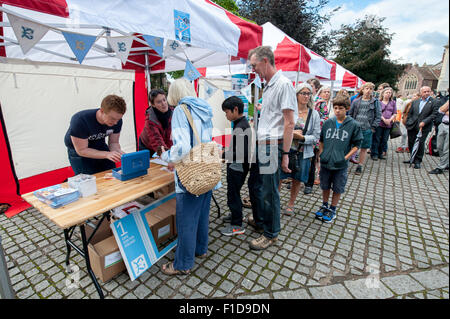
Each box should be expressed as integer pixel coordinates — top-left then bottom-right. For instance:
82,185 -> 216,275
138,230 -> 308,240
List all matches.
160,78 -> 221,276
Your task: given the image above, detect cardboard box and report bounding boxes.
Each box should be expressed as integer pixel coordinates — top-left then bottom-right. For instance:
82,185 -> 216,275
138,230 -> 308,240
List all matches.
153,181 -> 175,199
154,198 -> 177,235
86,220 -> 126,283
145,208 -> 174,249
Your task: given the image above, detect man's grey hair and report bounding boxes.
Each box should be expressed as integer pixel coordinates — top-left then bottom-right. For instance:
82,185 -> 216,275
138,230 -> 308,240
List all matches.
248,46 -> 275,66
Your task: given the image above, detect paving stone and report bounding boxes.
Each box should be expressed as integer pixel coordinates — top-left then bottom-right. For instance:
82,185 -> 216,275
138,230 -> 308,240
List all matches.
273,289 -> 310,299
381,275 -> 425,295
309,284 -> 353,299
410,269 -> 449,290
344,278 -> 394,299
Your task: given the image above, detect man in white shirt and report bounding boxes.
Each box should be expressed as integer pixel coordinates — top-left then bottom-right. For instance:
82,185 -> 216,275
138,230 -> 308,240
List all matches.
247,46 -> 297,250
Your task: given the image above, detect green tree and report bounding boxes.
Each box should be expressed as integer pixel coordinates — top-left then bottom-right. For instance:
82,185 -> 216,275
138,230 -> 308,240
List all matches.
237,0 -> 336,57
332,15 -> 405,89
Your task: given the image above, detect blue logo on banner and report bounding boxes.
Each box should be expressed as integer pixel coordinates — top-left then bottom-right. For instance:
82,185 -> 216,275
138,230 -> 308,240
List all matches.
143,34 -> 164,57
184,60 -> 202,81
62,31 -> 97,64
174,10 -> 191,43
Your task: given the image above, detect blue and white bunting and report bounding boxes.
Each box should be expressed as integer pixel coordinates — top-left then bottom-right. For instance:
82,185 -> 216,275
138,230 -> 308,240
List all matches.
240,84 -> 253,103
142,35 -> 164,58
62,31 -> 97,64
8,14 -> 49,54
164,40 -> 184,58
107,36 -> 134,65
253,74 -> 262,89
184,60 -> 202,81
203,81 -> 218,100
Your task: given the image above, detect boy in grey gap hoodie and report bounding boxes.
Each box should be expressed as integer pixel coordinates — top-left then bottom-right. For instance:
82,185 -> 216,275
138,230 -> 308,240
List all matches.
315,96 -> 363,223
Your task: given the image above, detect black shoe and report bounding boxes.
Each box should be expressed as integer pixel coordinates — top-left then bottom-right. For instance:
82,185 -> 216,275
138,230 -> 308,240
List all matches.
429,168 -> 444,174
403,160 -> 411,164
304,186 -> 313,194
355,165 -> 362,175
414,163 -> 421,169
379,155 -> 385,160
371,156 -> 378,161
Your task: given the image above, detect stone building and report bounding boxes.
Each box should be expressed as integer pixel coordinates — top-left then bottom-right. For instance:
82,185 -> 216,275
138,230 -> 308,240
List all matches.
396,42 -> 448,97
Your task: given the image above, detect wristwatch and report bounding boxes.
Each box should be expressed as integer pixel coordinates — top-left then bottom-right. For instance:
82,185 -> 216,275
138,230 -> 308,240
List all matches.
282,151 -> 290,155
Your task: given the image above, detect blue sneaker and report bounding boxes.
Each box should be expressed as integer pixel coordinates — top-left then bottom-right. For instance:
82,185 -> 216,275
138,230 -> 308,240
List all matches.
322,209 -> 336,223
315,205 -> 328,219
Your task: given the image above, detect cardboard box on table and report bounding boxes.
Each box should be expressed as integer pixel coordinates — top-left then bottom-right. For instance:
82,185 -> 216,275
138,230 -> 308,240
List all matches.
153,181 -> 175,199
85,220 -> 126,282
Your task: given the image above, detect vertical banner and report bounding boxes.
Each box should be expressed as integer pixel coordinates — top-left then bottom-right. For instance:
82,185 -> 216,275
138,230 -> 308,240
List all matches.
174,10 -> 191,43
62,31 -> 97,64
107,36 -> 134,65
8,14 -> 49,54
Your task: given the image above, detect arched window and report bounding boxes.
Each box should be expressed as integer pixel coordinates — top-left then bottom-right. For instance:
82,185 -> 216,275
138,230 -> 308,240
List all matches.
404,75 -> 418,90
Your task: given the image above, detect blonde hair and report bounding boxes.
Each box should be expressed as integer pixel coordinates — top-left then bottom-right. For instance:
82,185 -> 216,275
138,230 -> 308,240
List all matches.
360,82 -> 375,92
167,78 -> 196,106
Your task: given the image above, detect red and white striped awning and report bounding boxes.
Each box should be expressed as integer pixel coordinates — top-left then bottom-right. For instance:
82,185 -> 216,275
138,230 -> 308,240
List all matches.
0,0 -> 263,72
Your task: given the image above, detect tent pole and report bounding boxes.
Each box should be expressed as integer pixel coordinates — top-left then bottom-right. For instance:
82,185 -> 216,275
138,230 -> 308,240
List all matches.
144,51 -> 151,95
295,45 -> 302,89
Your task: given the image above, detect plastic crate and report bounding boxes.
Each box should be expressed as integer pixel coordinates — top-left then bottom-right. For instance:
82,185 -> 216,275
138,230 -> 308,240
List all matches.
68,174 -> 97,197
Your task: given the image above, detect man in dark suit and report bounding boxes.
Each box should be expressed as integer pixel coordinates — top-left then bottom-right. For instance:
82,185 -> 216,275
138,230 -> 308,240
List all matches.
403,86 -> 438,169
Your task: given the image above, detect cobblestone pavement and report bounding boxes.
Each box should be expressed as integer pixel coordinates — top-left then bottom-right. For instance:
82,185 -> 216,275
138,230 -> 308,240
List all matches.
1,138 -> 448,299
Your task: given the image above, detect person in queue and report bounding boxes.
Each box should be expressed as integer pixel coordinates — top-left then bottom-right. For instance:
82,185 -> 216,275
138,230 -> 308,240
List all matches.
64,95 -> 126,175
139,89 -> 173,157
160,78 -> 217,275
279,83 -> 320,215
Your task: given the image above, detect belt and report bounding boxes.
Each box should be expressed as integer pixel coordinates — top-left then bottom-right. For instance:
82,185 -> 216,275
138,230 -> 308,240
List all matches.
257,139 -> 283,145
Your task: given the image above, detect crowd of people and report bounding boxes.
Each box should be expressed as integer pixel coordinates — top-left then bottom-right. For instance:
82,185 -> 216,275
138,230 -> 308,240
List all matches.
64,45 -> 449,276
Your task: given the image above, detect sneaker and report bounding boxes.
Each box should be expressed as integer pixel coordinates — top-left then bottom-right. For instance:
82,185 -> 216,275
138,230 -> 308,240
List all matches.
355,165 -> 362,175
429,168 -> 443,174
315,205 -> 329,219
304,186 -> 313,194
247,216 -> 264,233
249,235 -> 277,250
371,156 -> 378,161
221,225 -> 245,236
322,209 -> 336,223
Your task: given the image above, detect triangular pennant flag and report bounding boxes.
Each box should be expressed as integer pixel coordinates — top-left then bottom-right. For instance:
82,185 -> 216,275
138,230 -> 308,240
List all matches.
184,60 -> 202,81
164,40 -> 184,57
204,81 -> 218,100
62,31 -> 97,64
240,84 -> 253,103
142,35 -> 164,58
253,75 -> 262,89
8,14 -> 49,54
107,36 -> 134,65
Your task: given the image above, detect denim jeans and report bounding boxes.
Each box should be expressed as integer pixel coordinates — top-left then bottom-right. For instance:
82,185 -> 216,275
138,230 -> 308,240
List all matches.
173,181 -> 212,271
67,147 -> 115,175
255,143 -> 282,239
371,126 -> 391,158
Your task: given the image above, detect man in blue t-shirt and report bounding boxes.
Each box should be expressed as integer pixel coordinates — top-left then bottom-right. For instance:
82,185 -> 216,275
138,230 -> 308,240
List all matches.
64,95 -> 127,175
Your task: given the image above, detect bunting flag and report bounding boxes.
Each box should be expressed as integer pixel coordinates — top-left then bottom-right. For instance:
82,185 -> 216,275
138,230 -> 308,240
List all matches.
223,90 -> 239,99
184,59 -> 202,81
164,40 -> 184,58
203,81 -> 218,100
240,84 -> 253,103
107,36 -> 134,65
253,74 -> 262,89
142,35 -> 164,58
62,31 -> 97,64
8,14 -> 49,54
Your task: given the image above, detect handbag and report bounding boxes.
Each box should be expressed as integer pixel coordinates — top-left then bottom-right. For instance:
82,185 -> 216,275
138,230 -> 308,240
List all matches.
288,109 -> 312,173
175,104 -> 222,196
389,121 -> 402,139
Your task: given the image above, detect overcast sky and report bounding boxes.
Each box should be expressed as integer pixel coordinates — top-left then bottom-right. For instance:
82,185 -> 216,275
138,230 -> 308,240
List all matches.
322,0 -> 449,65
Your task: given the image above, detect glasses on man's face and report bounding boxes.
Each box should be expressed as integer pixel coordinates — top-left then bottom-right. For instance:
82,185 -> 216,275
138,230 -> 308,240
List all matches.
298,92 -> 312,96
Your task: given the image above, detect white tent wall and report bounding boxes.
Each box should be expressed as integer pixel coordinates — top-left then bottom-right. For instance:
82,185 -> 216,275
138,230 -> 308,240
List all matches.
0,58 -> 135,180
198,78 -> 231,139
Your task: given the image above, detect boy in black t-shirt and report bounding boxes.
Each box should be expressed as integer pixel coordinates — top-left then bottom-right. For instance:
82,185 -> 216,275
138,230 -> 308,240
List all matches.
64,95 -> 127,175
220,96 -> 251,236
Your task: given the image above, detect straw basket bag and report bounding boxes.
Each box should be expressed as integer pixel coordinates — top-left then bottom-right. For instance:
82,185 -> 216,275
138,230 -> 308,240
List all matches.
175,104 -> 222,196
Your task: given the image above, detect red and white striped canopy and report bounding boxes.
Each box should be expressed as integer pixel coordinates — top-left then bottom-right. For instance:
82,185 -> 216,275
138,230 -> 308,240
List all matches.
0,0 -> 262,72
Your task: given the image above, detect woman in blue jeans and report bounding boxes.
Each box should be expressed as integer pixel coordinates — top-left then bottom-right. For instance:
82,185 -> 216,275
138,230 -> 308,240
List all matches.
371,87 -> 397,160
160,78 -> 219,275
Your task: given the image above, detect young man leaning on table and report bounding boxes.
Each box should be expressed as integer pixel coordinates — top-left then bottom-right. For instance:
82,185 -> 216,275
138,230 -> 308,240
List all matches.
64,94 -> 127,175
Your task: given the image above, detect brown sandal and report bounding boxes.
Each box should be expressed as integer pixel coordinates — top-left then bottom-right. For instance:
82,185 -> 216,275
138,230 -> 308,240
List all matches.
161,262 -> 190,276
